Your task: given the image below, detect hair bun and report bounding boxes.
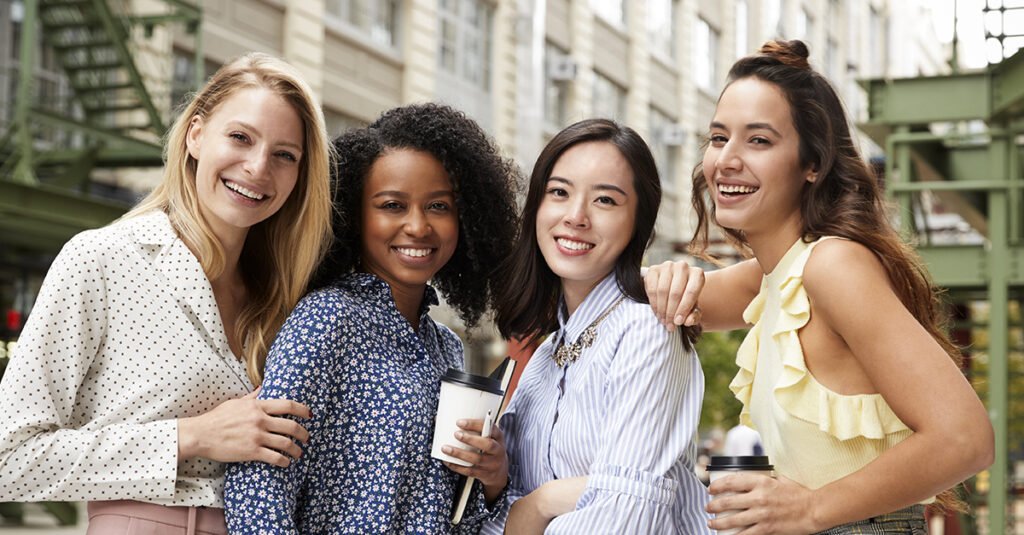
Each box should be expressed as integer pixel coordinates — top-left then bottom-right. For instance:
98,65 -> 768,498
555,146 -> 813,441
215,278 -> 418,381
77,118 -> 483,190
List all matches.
758,39 -> 811,70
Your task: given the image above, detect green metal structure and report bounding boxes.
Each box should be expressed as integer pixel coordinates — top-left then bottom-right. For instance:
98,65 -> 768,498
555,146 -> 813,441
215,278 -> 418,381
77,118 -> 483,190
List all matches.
0,0 -> 201,252
862,46 -> 1024,533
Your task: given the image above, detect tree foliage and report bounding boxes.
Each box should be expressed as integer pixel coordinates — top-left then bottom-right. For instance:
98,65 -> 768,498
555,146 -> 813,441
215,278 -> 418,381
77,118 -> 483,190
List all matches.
696,329 -> 748,431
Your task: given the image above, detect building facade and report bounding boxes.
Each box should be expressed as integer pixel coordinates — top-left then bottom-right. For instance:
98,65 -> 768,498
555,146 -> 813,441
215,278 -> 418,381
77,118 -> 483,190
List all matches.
0,0 -> 916,370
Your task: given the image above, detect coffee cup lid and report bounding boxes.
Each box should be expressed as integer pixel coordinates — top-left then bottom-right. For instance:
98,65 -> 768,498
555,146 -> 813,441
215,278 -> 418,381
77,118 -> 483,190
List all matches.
707,455 -> 774,471
441,368 -> 503,395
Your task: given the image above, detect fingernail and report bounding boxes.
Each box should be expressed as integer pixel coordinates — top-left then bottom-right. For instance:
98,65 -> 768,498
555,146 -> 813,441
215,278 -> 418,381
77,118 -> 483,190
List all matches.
457,419 -> 467,427
675,315 -> 686,325
443,446 -> 453,454
455,431 -> 464,439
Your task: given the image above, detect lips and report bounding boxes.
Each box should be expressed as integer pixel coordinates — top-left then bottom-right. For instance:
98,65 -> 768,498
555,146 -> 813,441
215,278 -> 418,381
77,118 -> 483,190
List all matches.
717,181 -> 759,197
393,246 -> 434,258
222,178 -> 268,201
556,237 -> 595,251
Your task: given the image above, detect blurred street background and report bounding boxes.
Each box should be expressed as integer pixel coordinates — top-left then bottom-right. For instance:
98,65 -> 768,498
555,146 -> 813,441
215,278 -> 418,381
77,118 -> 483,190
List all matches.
0,0 -> 1021,532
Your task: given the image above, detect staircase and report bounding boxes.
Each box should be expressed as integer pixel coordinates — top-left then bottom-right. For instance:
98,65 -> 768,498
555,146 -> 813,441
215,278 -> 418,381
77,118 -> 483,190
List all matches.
0,0 -> 200,250
861,46 -> 1024,534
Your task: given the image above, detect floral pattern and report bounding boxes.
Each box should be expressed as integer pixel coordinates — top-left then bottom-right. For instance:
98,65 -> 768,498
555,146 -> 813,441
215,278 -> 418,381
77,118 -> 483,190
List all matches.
224,272 -> 492,534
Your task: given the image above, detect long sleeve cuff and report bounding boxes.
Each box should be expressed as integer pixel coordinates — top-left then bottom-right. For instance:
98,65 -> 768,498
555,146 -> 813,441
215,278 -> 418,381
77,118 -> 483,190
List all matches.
580,464 -> 679,507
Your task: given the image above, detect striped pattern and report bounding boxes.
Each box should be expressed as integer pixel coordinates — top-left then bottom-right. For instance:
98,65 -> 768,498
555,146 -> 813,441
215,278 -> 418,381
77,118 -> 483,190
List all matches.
482,275 -> 711,534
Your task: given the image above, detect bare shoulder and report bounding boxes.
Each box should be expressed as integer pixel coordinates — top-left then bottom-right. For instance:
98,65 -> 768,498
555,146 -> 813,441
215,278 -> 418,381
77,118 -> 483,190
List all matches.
803,238 -> 890,301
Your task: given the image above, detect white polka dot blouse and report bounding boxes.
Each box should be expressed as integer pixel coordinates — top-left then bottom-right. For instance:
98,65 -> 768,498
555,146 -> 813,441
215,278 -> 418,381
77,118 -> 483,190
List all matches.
0,211 -> 255,507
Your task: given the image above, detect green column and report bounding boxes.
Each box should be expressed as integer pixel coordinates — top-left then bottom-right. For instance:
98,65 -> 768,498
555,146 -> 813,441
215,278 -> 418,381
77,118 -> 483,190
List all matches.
12,0 -> 37,185
987,154 -> 1009,533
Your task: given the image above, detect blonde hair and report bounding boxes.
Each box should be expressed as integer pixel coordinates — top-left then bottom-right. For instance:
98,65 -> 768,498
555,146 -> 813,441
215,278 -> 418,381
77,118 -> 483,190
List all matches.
128,52 -> 333,385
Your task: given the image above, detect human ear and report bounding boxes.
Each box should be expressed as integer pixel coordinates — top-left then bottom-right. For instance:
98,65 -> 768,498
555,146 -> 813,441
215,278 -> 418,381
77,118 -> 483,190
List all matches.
185,115 -> 204,160
805,166 -> 818,183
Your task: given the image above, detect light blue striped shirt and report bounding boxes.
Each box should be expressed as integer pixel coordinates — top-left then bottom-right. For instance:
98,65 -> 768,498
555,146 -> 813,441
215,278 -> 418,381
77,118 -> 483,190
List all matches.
482,274 -> 712,534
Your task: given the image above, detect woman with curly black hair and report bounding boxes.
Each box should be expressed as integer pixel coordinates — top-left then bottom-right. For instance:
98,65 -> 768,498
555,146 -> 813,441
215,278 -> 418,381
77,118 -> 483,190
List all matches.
222,103 -> 519,533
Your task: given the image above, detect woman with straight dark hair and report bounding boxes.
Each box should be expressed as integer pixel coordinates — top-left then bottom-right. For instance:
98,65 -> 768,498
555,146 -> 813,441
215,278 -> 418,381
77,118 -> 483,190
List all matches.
481,119 -> 710,534
649,40 -> 992,534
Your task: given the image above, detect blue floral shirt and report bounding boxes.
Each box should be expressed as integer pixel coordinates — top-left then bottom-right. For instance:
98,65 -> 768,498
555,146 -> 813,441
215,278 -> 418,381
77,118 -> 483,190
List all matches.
224,273 -> 496,534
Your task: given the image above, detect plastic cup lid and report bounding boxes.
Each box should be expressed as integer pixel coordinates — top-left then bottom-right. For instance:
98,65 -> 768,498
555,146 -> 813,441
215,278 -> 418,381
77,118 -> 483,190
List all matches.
440,368 -> 503,395
707,455 -> 774,471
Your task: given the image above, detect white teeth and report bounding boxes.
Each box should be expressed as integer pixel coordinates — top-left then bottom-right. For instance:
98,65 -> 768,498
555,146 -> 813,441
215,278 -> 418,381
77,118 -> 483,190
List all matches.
718,183 -> 759,194
224,180 -> 266,200
557,238 -> 594,251
395,247 -> 432,258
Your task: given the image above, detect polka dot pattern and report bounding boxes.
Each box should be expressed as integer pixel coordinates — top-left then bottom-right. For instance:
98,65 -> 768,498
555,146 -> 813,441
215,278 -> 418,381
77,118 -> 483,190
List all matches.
0,211 -> 254,507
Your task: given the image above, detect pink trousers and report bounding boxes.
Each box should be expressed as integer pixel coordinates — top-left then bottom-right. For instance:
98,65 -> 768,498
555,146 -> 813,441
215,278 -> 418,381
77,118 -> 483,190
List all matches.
87,500 -> 227,535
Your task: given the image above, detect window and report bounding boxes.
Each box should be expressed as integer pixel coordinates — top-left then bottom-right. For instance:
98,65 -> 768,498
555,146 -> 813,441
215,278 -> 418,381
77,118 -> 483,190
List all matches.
647,0 -> 675,60
825,38 -> 839,80
438,0 -> 493,90
170,50 -> 217,115
869,7 -> 883,77
796,8 -> 814,42
325,0 -> 400,49
735,0 -> 749,58
764,0 -> 782,37
6,1 -> 77,143
649,107 -> 680,192
590,0 -> 625,27
694,18 -> 719,92
592,71 -> 625,120
544,42 -> 570,130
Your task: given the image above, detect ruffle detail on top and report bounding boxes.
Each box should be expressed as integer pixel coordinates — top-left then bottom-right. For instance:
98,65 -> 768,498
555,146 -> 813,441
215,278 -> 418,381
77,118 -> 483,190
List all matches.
730,238 -> 911,442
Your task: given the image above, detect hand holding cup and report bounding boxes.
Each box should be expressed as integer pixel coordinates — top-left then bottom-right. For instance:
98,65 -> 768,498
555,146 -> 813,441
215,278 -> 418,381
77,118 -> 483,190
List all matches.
442,416 -> 509,491
706,456 -> 819,535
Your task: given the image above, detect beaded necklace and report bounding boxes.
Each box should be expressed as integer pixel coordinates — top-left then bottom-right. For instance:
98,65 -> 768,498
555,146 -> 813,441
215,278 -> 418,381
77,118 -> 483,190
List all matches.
552,296 -> 626,368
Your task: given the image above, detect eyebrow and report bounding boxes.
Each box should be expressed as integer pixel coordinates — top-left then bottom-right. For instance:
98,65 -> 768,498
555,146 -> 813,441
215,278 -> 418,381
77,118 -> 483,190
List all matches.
370,190 -> 455,199
709,121 -> 783,138
547,176 -> 628,197
228,120 -> 303,152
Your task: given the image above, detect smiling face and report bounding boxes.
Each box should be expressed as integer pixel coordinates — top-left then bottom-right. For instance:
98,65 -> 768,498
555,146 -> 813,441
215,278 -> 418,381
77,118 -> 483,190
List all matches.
703,77 -> 815,243
186,86 -> 304,246
360,149 -> 459,296
536,141 -> 637,312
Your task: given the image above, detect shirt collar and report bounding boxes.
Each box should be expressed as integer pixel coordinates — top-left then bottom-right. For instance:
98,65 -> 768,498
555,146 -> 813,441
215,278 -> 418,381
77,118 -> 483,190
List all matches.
555,273 -> 625,345
339,272 -> 440,318
129,210 -> 178,246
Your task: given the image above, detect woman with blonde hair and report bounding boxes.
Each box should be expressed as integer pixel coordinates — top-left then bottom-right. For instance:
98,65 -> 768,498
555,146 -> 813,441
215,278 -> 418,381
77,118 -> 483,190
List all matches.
0,52 -> 332,534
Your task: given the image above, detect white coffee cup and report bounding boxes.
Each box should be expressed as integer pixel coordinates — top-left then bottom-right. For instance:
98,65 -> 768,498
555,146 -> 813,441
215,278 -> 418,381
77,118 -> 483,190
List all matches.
707,456 -> 775,535
431,368 -> 504,466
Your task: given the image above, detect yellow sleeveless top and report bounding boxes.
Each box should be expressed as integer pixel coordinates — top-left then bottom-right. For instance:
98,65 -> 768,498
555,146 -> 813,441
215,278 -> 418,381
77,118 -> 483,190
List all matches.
730,237 -> 925,494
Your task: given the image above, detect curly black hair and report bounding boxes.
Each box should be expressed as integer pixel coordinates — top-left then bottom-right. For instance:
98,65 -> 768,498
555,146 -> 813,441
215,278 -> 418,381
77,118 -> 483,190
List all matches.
310,103 -> 521,329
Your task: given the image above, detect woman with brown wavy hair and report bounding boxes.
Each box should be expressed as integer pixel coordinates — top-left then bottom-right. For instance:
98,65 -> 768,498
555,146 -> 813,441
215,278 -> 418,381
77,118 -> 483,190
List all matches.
652,40 -> 992,534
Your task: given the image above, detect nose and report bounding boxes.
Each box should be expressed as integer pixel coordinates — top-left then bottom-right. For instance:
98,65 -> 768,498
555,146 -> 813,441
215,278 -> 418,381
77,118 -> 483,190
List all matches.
242,147 -> 271,179
562,197 -> 589,229
714,139 -> 742,174
403,207 -> 431,237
